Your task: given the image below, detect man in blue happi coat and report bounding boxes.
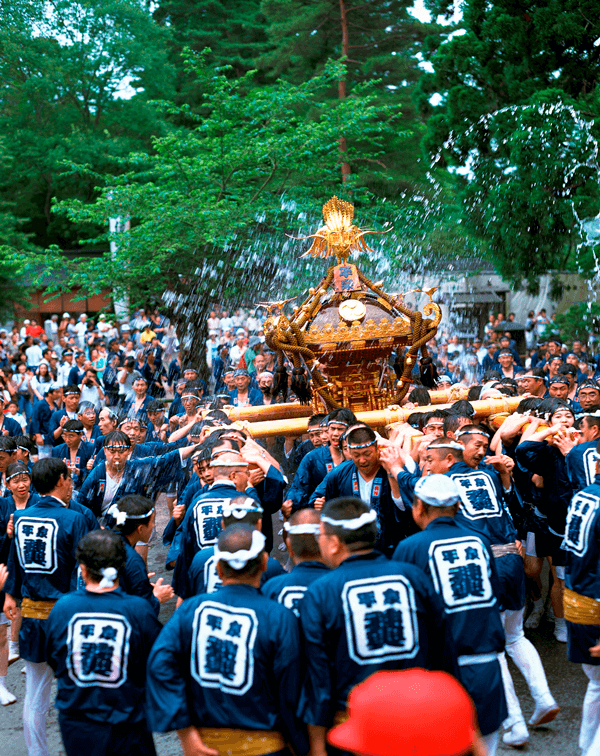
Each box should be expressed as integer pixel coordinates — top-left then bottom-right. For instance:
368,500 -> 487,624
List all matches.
51,419 -> 95,490
172,451 -> 260,599
3,457 -> 92,756
298,497 -> 457,756
47,385 -> 81,447
187,495 -> 283,596
407,433 -> 560,746
77,429 -> 199,521
308,425 -> 412,555
392,474 -> 507,754
562,445 -> 600,756
566,412 -> 600,493
283,408 -> 355,514
146,524 -> 308,756
105,494 -> 174,614
45,529 -> 162,756
262,508 -> 329,616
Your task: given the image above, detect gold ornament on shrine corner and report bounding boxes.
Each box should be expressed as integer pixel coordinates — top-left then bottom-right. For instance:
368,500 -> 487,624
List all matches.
261,196 -> 442,414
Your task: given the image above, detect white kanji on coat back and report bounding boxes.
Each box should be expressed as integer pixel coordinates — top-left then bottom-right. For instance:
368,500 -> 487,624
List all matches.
277,586 -> 307,618
451,473 -> 502,519
67,613 -> 131,688
563,492 -> 599,558
428,536 -> 496,613
192,602 -> 258,695
193,500 -> 224,549
342,575 -> 419,665
15,517 -> 59,574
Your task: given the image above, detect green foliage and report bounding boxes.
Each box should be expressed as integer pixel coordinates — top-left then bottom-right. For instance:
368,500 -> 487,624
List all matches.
0,0 -> 173,249
417,0 -> 600,288
13,54 -> 402,302
448,95 -> 599,285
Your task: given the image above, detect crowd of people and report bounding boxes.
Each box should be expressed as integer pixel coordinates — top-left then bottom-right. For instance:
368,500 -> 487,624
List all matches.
1,304 -> 600,756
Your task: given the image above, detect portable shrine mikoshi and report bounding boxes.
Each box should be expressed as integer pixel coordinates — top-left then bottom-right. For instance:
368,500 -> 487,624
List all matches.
258,196 -> 442,414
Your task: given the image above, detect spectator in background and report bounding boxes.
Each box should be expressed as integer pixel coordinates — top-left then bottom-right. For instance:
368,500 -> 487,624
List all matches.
79,369 -> 105,410
5,399 -> 27,432
25,338 -> 43,369
26,319 -> 44,339
67,352 -> 86,387
207,310 -> 221,334
482,342 -> 499,372
73,314 -> 88,349
30,363 -> 54,402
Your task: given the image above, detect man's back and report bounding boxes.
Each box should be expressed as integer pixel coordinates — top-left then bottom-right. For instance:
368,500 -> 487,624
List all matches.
146,583 -> 306,752
298,550 -> 456,726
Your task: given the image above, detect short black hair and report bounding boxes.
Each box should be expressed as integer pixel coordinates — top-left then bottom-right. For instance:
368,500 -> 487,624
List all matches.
222,510 -> 262,529
189,421 -> 204,438
321,498 -> 377,550
467,386 -> 482,401
108,494 -> 154,536
407,411 -> 427,430
64,419 -> 84,433
457,424 -> 490,440
63,384 -> 81,395
527,367 -> 546,379
407,387 -> 431,407
286,509 -> 321,559
558,364 -> 577,377
516,397 -> 542,413
147,400 -> 165,413
536,397 -> 572,420
0,437 -> 17,453
308,413 -> 328,428
204,409 -> 230,424
14,435 -> 37,455
76,530 -> 126,584
32,457 -> 69,494
6,462 -> 31,480
103,430 -> 132,448
443,414 -> 469,434
345,425 -> 376,448
448,400 -> 475,417
327,407 -> 357,426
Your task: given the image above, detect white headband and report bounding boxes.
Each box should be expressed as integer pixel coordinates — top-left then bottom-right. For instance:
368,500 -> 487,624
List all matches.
98,567 -> 118,589
210,457 -> 248,468
222,498 -> 263,519
427,440 -> 464,451
321,510 -> 378,530
107,503 -> 154,525
283,522 -> 321,535
215,529 -> 266,570
456,428 -> 489,439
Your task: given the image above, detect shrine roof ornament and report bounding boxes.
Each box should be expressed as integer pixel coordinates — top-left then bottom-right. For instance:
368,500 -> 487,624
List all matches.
291,195 -> 385,264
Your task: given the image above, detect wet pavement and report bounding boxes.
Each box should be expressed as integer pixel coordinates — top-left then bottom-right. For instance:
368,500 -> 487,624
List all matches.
0,498 -> 589,755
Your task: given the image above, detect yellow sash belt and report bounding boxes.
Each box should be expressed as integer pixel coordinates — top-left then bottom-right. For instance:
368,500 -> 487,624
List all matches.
197,728 -> 285,756
21,598 -> 57,620
564,588 -> 600,625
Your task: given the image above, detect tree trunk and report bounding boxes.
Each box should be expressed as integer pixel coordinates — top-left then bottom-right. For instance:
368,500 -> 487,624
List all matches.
339,0 -> 351,183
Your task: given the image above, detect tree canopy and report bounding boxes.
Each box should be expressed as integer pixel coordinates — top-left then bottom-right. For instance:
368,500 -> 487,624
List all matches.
3,0 -> 600,323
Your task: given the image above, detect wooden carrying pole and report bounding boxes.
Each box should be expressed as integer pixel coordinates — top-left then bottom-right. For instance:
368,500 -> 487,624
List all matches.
244,396 -> 523,439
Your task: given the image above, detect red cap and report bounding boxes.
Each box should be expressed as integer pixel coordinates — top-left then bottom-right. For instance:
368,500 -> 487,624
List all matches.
327,669 -> 476,756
